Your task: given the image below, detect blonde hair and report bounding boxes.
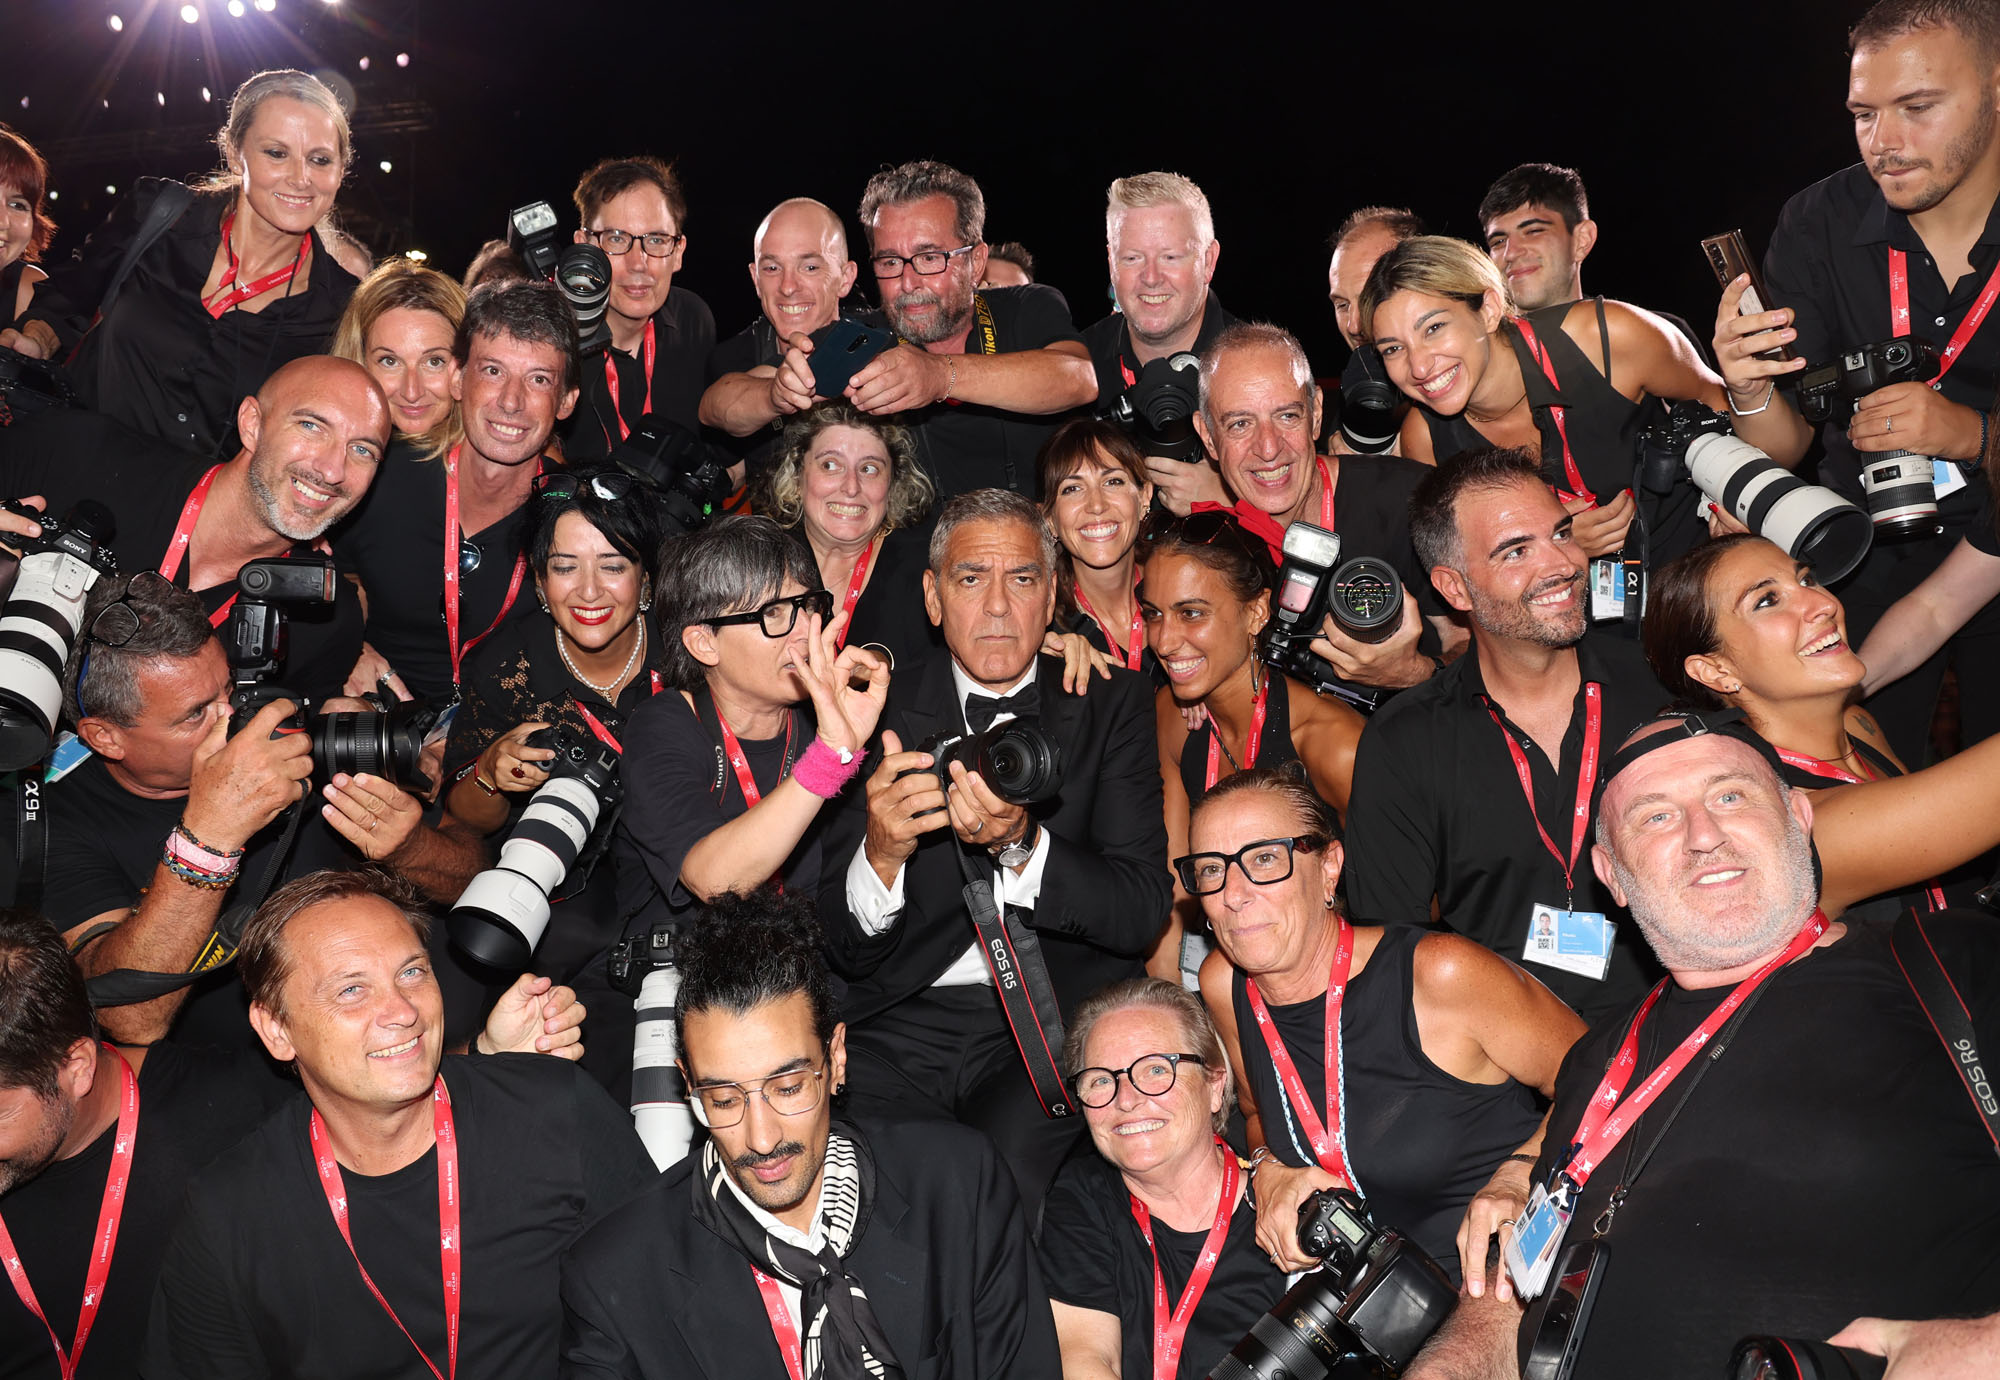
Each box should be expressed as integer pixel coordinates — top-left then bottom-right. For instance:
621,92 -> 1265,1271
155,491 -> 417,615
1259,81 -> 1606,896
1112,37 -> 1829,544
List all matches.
764,400 -> 933,534
1062,978 -> 1235,1134
200,70 -> 353,192
1106,171 -> 1215,247
330,259 -> 467,462
1356,234 -> 1512,342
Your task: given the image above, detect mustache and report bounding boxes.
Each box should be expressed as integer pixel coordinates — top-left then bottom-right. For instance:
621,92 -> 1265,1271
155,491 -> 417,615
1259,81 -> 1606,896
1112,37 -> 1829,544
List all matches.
1524,570 -> 1579,601
733,1140 -> 806,1170
1873,156 -> 1930,175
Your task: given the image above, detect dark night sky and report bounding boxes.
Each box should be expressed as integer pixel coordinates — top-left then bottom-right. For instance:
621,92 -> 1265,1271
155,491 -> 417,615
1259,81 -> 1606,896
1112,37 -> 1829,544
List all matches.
7,0 -> 1859,375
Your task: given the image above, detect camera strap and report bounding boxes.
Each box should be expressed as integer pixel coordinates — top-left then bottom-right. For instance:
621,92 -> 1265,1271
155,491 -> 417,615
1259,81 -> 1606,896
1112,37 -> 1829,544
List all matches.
11,768 -> 46,914
67,181 -> 192,365
1128,1142 -> 1239,1380
441,445 -> 535,685
834,539 -> 877,652
158,465 -> 235,628
1242,917 -> 1358,1187
1775,750 -> 1947,912
1478,683 -> 1601,907
951,841 -> 1074,1120
601,318 -> 655,443
1510,317 -> 1596,504
1889,910 -> 2000,1155
1203,671 -> 1268,790
1888,247 -> 2000,385
571,673 -> 666,755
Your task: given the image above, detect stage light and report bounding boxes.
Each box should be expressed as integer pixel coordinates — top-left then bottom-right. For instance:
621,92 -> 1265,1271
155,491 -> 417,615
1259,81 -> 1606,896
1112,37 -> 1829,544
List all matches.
46,191 -> 56,201
254,0 -> 276,10
201,86 -> 212,101
395,53 -> 410,67
108,14 -> 124,31
156,91 -> 166,105
105,185 -> 116,195
358,56 -> 370,70
378,160 -> 392,172
405,249 -> 428,263
17,98 -> 26,109
180,4 -> 199,22
228,0 -> 245,12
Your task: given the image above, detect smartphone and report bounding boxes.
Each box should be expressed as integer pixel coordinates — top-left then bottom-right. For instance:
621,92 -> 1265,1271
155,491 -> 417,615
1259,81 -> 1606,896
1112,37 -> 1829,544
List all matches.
1702,229 -> 1794,362
809,319 -> 897,397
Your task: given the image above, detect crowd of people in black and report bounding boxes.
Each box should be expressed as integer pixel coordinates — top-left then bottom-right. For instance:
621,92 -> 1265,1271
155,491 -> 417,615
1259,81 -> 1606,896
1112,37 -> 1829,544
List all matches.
0,1 -> 1997,1377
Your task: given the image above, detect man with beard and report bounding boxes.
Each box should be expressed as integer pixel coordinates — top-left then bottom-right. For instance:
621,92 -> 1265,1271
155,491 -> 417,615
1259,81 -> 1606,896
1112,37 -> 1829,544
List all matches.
1341,449 -> 1665,1023
1714,0 -> 2000,762
1083,172 -> 1238,514
1420,714 -> 2000,1380
831,160 -> 1095,498
558,887 -> 1059,1379
0,354 -> 388,704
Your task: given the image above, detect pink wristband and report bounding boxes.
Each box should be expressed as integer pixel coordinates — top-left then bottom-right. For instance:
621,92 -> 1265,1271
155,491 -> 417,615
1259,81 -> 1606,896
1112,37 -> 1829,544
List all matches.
791,739 -> 867,799
169,823 -> 242,872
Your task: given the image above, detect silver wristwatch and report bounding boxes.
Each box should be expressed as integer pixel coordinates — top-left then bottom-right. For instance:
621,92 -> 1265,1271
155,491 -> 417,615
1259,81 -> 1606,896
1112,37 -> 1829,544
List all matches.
990,819 -> 1038,869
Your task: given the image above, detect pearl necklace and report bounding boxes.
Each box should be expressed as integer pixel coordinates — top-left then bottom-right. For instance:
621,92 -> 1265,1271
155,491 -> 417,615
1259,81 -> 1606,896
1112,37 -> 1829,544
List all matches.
557,619 -> 644,698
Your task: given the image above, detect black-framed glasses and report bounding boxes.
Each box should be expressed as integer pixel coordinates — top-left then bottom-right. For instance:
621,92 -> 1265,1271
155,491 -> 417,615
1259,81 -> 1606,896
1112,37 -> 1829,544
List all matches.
869,243 -> 977,279
583,228 -> 684,258
689,1061 -> 830,1129
1071,1052 -> 1206,1108
707,588 -> 835,638
458,535 -> 483,576
1173,835 -> 1328,896
534,471 -> 640,504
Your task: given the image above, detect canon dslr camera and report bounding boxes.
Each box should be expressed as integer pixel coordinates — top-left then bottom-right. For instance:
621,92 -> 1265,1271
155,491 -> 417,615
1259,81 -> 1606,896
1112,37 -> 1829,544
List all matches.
1099,352 -> 1205,463
609,415 -> 738,535
1796,337 -> 1951,539
0,498 -> 117,770
1260,520 -> 1403,715
904,719 -> 1064,806
1209,1187 -> 1456,1380
507,200 -> 614,356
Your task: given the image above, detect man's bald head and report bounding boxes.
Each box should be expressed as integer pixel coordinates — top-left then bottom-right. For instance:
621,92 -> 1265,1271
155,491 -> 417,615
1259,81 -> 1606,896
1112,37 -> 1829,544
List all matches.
236,355 -> 390,542
750,198 -> 857,338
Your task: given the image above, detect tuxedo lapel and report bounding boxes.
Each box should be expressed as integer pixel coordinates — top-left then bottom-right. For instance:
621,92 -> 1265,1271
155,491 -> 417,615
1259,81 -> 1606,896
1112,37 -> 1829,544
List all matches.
894,651 -> 961,749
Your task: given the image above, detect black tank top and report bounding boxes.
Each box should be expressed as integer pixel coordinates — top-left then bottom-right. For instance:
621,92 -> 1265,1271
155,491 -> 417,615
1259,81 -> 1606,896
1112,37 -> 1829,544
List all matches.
1180,674 -> 1308,802
1776,737 -> 1945,919
1229,925 -> 1543,1282
1419,300 -> 1704,566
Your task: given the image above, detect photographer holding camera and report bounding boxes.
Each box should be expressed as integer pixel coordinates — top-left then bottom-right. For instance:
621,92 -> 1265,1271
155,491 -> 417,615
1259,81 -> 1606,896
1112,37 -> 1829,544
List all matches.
1714,0 -> 2000,763
819,489 -> 1169,1217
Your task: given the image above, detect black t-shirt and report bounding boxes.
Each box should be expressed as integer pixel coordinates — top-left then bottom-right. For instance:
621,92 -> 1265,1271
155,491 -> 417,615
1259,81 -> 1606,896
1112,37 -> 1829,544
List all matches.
1343,633 -> 1669,1023
142,1052 -> 659,1380
1081,290 -> 1238,408
331,438 -> 542,703
858,283 -> 1086,499
0,408 -> 364,706
1522,913 -> 2000,1379
0,1045 -> 289,1380
562,288 -> 718,464
1038,1151 -> 1285,1380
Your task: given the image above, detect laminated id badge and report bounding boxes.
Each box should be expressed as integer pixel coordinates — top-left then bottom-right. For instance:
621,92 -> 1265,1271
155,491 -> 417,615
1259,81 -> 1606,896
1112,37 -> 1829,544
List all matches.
1587,558 -> 1625,621
1505,1180 -> 1572,1301
1522,904 -> 1614,982
1934,459 -> 1970,501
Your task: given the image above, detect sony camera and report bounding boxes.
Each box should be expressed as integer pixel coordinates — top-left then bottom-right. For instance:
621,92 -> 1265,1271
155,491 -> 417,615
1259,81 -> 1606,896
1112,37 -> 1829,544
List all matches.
1259,520 -> 1401,715
1209,1187 -> 1456,1380
507,200 -> 614,357
1727,1336 -> 1886,1380
449,722 -> 623,971
0,343 -> 77,419
607,921 -> 697,1169
1332,348 -> 1401,455
1637,401 -> 1873,584
1099,351 -> 1206,463
1796,337 -> 1949,539
905,718 -> 1065,806
0,498 -> 117,770
610,414 -> 738,534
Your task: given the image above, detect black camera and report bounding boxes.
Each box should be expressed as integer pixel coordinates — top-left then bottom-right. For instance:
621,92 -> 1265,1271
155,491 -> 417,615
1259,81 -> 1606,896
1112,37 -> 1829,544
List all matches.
448,723 -> 624,971
0,343 -> 77,420
1797,338 -> 1948,540
1209,1187 -> 1456,1380
317,697 -> 441,796
222,556 -> 337,737
608,919 -> 698,1167
609,414 -> 738,534
905,719 -> 1064,806
1637,401 -> 1873,583
1728,1336 -> 1886,1380
1098,351 -> 1206,463
0,498 -> 117,770
1332,348 -> 1400,455
506,200 -> 614,356
1258,520 -> 1399,715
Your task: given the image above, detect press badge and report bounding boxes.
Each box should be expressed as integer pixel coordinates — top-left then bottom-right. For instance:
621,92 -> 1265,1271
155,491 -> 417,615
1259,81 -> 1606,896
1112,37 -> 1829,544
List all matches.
1587,558 -> 1625,621
1522,903 -> 1614,981
1505,1180 -> 1572,1301
1934,459 -> 1970,501
44,731 -> 92,784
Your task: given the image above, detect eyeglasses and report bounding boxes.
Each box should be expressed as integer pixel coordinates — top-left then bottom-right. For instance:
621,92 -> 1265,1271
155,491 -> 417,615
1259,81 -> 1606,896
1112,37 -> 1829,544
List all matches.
75,571 -> 173,718
583,228 -> 684,258
689,1061 -> 830,1129
707,588 -> 835,638
534,471 -> 640,504
869,243 -> 977,279
1071,1052 -> 1206,1108
1172,835 -> 1328,896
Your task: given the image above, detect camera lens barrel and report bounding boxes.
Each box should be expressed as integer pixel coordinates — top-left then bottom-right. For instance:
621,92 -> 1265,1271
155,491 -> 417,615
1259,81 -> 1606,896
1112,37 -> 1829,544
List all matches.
1337,378 -> 1402,455
1330,557 -> 1404,644
0,551 -> 100,771
447,777 -> 603,970
1858,452 -> 1941,539
970,721 -> 1065,805
1207,1274 -> 1351,1380
1684,432 -> 1873,584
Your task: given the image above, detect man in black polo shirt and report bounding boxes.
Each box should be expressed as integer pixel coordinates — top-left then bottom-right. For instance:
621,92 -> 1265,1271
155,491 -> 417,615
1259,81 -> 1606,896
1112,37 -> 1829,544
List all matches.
1326,206 -> 1426,460
1343,449 -> 1665,1022
1715,0 -> 2000,761
1082,171 -> 1238,515
845,160 -> 1097,498
561,155 -> 717,463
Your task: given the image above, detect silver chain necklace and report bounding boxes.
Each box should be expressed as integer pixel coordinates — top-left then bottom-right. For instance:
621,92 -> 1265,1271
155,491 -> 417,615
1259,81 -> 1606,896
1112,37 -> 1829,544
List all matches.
557,619 -> 644,699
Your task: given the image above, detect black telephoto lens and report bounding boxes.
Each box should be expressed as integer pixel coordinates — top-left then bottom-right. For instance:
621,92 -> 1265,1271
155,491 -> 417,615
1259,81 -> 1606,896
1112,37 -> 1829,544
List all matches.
1729,1336 -> 1886,1380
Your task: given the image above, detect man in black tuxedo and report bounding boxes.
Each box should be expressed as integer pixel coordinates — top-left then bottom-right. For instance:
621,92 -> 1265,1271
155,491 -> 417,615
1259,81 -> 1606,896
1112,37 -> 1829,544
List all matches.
818,488 -> 1171,1218
558,889 -> 1060,1380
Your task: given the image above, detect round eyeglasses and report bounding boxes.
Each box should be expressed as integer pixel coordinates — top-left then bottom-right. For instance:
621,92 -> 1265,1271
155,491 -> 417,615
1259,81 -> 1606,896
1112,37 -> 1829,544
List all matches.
1070,1052 -> 1206,1108
690,1062 -> 829,1129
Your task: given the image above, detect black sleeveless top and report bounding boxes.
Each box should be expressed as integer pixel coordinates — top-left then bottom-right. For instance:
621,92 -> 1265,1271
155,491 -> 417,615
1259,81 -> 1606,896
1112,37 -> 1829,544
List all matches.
1230,925 -> 1543,1282
1419,299 -> 1704,566
1179,674 -> 1308,802
1776,737 -> 1946,920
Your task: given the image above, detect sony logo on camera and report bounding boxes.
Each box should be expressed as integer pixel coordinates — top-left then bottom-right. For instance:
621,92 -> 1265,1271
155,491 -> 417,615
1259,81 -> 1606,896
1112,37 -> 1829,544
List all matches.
1955,1037 -> 1998,1115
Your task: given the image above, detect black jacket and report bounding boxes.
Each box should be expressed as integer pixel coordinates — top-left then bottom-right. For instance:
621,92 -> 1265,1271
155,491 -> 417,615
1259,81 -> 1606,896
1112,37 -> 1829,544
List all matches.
816,651 -> 1170,1024
557,1117 -> 1062,1379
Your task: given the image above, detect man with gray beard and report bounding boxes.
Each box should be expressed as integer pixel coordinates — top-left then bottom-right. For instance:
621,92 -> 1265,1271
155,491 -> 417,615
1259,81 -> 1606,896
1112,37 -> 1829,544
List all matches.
1411,710 -> 2000,1380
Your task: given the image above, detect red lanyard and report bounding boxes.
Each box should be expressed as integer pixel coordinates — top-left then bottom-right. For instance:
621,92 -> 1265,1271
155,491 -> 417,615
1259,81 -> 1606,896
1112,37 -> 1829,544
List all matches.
602,319 -> 656,442
751,1268 -> 805,1380
1242,918 -> 1356,1184
310,1077 -> 460,1380
1204,671 -> 1269,790
0,1047 -> 136,1380
443,444 -> 534,684
572,671 -> 665,754
1508,318 -> 1596,505
1888,246 -> 2000,385
1073,570 -> 1144,672
1128,1143 -> 1240,1380
835,539 -> 877,651
202,208 -> 310,318
1562,911 -> 1828,1191
159,464 -> 235,628
1774,747 -> 1947,911
716,709 -> 794,809
1313,455 -> 1335,529
1479,682 -> 1602,902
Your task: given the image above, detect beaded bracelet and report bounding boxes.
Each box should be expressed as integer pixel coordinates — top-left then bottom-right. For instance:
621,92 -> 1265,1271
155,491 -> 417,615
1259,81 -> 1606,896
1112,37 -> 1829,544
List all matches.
161,850 -> 237,891
169,821 -> 244,872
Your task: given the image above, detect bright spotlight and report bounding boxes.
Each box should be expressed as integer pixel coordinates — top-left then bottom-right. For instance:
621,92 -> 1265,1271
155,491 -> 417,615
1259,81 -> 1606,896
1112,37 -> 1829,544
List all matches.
405,249 -> 427,262
378,160 -> 392,173
156,91 -> 166,105
201,86 -> 212,101
395,52 -> 409,67
108,14 -> 124,30
105,185 -> 116,195
357,56 -> 370,70
45,190 -> 56,201
17,97 -> 26,109
179,4 -> 199,21
254,0 -> 275,10
227,0 -> 245,11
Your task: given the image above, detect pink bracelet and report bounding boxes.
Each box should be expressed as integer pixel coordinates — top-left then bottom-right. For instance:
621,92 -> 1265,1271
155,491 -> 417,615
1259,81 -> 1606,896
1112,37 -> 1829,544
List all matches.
791,739 -> 867,799
169,822 -> 243,872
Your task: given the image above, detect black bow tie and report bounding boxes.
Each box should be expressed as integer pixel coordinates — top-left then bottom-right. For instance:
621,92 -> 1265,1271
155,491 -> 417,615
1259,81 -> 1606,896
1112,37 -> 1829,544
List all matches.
964,685 -> 1039,733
